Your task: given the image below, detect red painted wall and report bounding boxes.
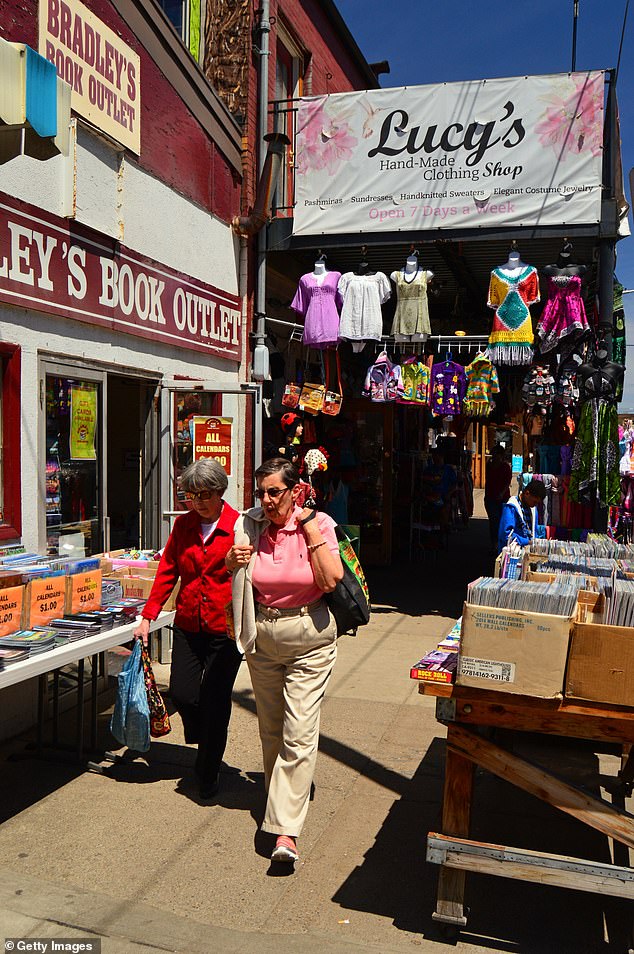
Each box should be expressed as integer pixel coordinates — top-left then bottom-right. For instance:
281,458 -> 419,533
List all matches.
0,0 -> 241,221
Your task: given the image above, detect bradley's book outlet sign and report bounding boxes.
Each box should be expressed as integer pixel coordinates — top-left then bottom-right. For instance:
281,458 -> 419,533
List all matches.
0,195 -> 242,361
293,71 -> 605,235
39,0 -> 141,154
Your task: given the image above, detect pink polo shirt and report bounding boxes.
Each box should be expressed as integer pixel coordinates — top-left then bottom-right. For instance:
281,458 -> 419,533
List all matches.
252,506 -> 339,609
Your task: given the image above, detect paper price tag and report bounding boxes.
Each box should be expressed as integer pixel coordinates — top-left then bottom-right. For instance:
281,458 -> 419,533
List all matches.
67,570 -> 102,614
0,585 -> 25,636
29,577 -> 66,626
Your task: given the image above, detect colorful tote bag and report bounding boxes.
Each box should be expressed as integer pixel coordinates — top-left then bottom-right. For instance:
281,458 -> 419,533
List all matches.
141,645 -> 172,738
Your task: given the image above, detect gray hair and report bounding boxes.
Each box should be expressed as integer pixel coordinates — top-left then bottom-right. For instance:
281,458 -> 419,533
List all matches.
254,457 -> 299,488
180,459 -> 228,494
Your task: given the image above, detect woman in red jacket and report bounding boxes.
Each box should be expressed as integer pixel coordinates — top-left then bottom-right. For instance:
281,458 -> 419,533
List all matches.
134,459 -> 240,799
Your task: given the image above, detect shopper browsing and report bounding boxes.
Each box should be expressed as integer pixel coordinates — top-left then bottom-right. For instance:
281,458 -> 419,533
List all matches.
497,479 -> 547,554
133,459 -> 241,800
225,458 -> 343,865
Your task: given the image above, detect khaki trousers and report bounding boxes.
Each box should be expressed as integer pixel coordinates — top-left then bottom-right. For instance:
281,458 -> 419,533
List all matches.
246,599 -> 337,837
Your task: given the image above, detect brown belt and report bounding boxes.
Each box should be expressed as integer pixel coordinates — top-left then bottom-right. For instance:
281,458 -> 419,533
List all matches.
256,598 -> 323,620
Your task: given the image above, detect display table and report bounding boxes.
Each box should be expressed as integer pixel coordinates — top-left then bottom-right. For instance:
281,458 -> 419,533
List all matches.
0,612 -> 175,759
420,681 -> 634,932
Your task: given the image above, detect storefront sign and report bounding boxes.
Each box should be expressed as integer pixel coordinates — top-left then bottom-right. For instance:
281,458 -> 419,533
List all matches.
28,576 -> 66,625
293,71 -> 605,235
39,0 -> 141,153
192,416 -> 232,474
0,195 -> 242,361
70,384 -> 97,460
0,585 -> 25,637
66,568 -> 102,613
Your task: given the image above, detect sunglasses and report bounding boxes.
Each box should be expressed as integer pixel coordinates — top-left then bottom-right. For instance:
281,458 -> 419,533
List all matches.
255,485 -> 293,500
184,490 -> 216,501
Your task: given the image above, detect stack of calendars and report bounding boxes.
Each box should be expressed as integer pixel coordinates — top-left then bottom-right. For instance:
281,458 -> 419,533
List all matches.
0,647 -> 29,670
466,578 -> 580,617
410,617 -> 462,684
0,629 -> 57,655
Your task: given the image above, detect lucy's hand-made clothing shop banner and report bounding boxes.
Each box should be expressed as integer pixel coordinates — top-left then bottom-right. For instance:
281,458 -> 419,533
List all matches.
293,71 -> 604,236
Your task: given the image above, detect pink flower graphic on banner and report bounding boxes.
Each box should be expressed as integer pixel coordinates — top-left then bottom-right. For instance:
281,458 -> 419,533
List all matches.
535,73 -> 603,159
296,99 -> 358,176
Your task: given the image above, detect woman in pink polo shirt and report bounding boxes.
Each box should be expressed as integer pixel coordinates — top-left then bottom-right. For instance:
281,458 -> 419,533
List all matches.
226,457 -> 343,865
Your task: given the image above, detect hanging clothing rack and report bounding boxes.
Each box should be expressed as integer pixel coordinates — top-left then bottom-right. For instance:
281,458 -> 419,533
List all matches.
264,316 -> 488,350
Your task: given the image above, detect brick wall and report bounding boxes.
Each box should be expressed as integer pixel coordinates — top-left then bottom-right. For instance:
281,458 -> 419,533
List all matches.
0,0 -> 241,222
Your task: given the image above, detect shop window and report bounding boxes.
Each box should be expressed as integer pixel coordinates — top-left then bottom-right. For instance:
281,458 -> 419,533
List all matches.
173,390 -> 222,510
273,26 -> 304,216
157,0 -> 188,43
0,344 -> 21,541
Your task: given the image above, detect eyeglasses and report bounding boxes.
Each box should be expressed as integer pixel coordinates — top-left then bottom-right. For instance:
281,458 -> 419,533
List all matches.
255,486 -> 292,500
184,490 -> 216,501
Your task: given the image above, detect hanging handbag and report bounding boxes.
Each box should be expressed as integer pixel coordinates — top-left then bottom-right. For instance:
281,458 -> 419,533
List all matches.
322,350 -> 343,416
299,381 -> 325,414
282,382 -> 301,408
140,645 -> 172,738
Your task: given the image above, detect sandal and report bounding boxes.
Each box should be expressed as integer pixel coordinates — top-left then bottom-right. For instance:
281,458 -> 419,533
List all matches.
271,835 -> 298,863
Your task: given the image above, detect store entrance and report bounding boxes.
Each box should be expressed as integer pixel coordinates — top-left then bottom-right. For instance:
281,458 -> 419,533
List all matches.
43,361 -> 160,557
106,376 -> 159,551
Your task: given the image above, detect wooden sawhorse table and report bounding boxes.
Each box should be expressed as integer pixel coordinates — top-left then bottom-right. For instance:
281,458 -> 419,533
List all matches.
420,682 -> 634,939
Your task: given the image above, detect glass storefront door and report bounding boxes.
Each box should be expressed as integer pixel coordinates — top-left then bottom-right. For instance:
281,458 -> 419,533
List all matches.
42,361 -> 161,557
160,382 -> 260,546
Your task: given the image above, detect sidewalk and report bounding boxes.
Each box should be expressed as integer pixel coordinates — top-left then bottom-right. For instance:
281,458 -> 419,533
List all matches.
0,496 -> 631,953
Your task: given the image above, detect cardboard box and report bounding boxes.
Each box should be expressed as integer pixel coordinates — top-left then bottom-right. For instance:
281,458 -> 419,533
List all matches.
565,621 -> 634,707
457,601 -> 573,698
121,575 -> 177,612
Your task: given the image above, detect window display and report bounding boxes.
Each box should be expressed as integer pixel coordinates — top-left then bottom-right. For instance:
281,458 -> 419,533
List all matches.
45,376 -> 101,556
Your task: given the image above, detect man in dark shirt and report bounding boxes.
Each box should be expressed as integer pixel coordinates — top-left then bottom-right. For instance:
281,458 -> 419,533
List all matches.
484,445 -> 512,552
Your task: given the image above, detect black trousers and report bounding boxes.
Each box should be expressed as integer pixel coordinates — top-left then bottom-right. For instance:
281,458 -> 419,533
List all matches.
169,627 -> 242,784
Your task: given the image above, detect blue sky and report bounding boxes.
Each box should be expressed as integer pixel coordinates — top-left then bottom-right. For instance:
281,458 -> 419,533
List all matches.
336,0 -> 634,411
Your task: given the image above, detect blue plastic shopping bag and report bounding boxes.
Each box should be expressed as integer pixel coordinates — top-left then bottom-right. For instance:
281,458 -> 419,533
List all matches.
110,639 -> 151,752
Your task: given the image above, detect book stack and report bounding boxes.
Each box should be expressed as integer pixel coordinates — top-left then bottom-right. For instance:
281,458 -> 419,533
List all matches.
410,649 -> 458,684
0,646 -> 30,670
0,628 -> 57,655
102,578 -> 124,605
466,577 -> 580,616
410,617 -> 462,684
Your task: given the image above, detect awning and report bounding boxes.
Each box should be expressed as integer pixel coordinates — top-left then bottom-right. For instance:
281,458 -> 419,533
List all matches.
0,35 -> 71,164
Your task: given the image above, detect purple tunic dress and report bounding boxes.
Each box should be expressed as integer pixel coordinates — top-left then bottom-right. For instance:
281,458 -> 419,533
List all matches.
291,271 -> 342,349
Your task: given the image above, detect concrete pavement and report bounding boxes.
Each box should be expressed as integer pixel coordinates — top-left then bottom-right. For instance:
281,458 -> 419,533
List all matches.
0,495 -> 632,953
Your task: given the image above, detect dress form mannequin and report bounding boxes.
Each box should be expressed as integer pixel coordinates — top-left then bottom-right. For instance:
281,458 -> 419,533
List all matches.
313,259 -> 327,285
501,249 -> 526,274
543,243 -> 588,278
390,254 -> 433,343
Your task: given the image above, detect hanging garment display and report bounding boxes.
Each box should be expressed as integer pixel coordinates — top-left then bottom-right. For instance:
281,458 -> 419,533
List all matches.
463,354 -> 499,417
390,267 -> 432,342
430,359 -> 466,417
569,399 -> 621,507
613,280 -> 626,366
522,365 -> 556,408
554,366 -> 579,407
362,351 -> 404,402
338,271 -> 391,347
486,264 -> 539,366
398,356 -> 430,405
536,275 -> 590,354
291,270 -> 342,349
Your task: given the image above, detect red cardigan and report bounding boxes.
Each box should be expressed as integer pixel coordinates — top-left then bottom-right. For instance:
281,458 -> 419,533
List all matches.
142,502 -> 238,634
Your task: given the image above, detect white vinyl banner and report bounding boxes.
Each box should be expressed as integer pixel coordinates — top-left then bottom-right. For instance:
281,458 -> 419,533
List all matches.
292,71 -> 605,236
